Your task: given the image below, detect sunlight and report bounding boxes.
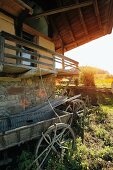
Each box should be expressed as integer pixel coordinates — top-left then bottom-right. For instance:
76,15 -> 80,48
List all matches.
65,30 -> 113,75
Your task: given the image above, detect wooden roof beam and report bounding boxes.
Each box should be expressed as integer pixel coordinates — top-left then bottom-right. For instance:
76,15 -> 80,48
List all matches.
56,41 -> 78,53
93,0 -> 102,28
76,0 -> 88,35
29,1 -> 93,19
50,18 -> 65,54
106,0 -> 113,33
15,0 -> 33,14
64,13 -> 77,46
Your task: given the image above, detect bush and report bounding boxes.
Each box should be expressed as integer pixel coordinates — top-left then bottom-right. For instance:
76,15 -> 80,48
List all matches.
80,68 -> 95,87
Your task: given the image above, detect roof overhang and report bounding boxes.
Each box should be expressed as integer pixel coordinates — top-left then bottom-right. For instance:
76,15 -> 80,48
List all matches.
0,0 -> 113,53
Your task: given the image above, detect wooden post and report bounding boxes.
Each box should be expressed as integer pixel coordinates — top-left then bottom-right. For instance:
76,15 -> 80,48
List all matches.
0,36 -> 5,62
53,54 -> 55,71
62,58 -> 65,70
0,36 -> 5,72
61,40 -> 65,70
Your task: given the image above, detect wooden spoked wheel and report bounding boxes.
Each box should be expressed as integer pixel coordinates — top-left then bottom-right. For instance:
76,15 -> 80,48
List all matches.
65,99 -> 87,141
35,123 -> 75,169
65,99 -> 87,116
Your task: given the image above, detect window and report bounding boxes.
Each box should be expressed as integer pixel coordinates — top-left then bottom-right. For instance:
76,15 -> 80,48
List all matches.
22,32 -> 34,66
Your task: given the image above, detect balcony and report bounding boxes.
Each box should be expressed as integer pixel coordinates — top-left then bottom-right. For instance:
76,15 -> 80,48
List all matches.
0,31 -> 79,78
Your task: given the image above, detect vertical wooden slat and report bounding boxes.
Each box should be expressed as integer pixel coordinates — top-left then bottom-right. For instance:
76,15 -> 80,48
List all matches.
52,54 -> 55,71
61,57 -> 65,70
29,126 -> 34,139
16,46 -> 22,64
1,135 -> 6,148
61,42 -> 65,70
16,131 -> 20,143
0,36 -> 5,62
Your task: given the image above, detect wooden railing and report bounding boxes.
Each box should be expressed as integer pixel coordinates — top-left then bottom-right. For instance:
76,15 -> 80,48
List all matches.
0,31 -> 79,75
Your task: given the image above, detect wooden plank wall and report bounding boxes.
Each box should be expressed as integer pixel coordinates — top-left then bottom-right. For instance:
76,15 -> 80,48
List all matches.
0,12 -> 16,64
38,36 -> 55,70
0,12 -> 55,70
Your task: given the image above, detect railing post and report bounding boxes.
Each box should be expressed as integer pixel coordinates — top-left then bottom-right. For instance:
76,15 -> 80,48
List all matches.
0,36 -> 5,72
53,54 -> 55,71
62,58 -> 65,70
0,35 -> 5,63
16,45 -> 22,64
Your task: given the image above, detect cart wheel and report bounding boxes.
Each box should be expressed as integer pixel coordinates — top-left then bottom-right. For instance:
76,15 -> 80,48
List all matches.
35,123 -> 75,169
66,99 -> 87,141
66,99 -> 87,116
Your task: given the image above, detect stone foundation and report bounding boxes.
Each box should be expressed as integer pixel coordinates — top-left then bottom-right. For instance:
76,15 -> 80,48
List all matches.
0,75 -> 55,116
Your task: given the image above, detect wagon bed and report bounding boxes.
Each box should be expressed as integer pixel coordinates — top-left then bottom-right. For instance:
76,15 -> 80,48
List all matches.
0,96 -> 78,151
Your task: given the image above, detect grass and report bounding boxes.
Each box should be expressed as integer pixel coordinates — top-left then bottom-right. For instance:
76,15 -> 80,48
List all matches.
95,76 -> 113,88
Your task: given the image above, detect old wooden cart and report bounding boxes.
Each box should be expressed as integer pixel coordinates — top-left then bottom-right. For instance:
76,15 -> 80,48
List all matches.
0,95 -> 86,169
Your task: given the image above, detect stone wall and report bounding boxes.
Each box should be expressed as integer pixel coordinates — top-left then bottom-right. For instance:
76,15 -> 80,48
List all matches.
0,75 -> 55,116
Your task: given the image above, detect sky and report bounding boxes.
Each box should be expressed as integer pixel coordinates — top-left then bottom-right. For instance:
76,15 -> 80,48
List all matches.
65,31 -> 113,75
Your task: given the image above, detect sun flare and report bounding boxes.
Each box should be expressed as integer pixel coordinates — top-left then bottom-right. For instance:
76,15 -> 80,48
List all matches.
65,30 -> 113,75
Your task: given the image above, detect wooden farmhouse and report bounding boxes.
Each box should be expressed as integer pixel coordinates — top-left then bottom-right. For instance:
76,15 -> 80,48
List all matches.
0,0 -> 113,167
0,0 -> 112,115
0,0 -> 80,116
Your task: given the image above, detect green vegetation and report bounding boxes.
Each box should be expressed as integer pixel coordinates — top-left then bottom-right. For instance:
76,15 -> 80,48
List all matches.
17,151 -> 36,170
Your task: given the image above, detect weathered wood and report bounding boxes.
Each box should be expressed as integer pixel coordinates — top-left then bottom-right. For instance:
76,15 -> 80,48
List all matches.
0,64 -> 3,72
64,13 -> 77,42
0,0 -> 112,54
55,56 -> 74,64
23,24 -> 52,42
0,110 -> 73,151
106,0 -> 113,34
55,60 -> 76,68
50,18 -> 65,53
5,43 -> 54,61
93,0 -> 102,28
5,54 -> 53,67
18,68 -> 56,78
66,94 -> 81,102
15,0 -> 33,14
1,136 -> 6,148
0,77 -> 21,81
16,131 -> 20,143
76,0 -> 89,36
1,31 -> 78,66
2,63 -> 30,73
56,41 -> 79,54
29,1 -> 93,19
0,95 -> 82,151
0,31 -> 78,76
64,63 -> 76,68
0,36 -> 5,62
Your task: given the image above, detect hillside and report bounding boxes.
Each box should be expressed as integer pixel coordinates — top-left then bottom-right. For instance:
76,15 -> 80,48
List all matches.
79,66 -> 110,75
